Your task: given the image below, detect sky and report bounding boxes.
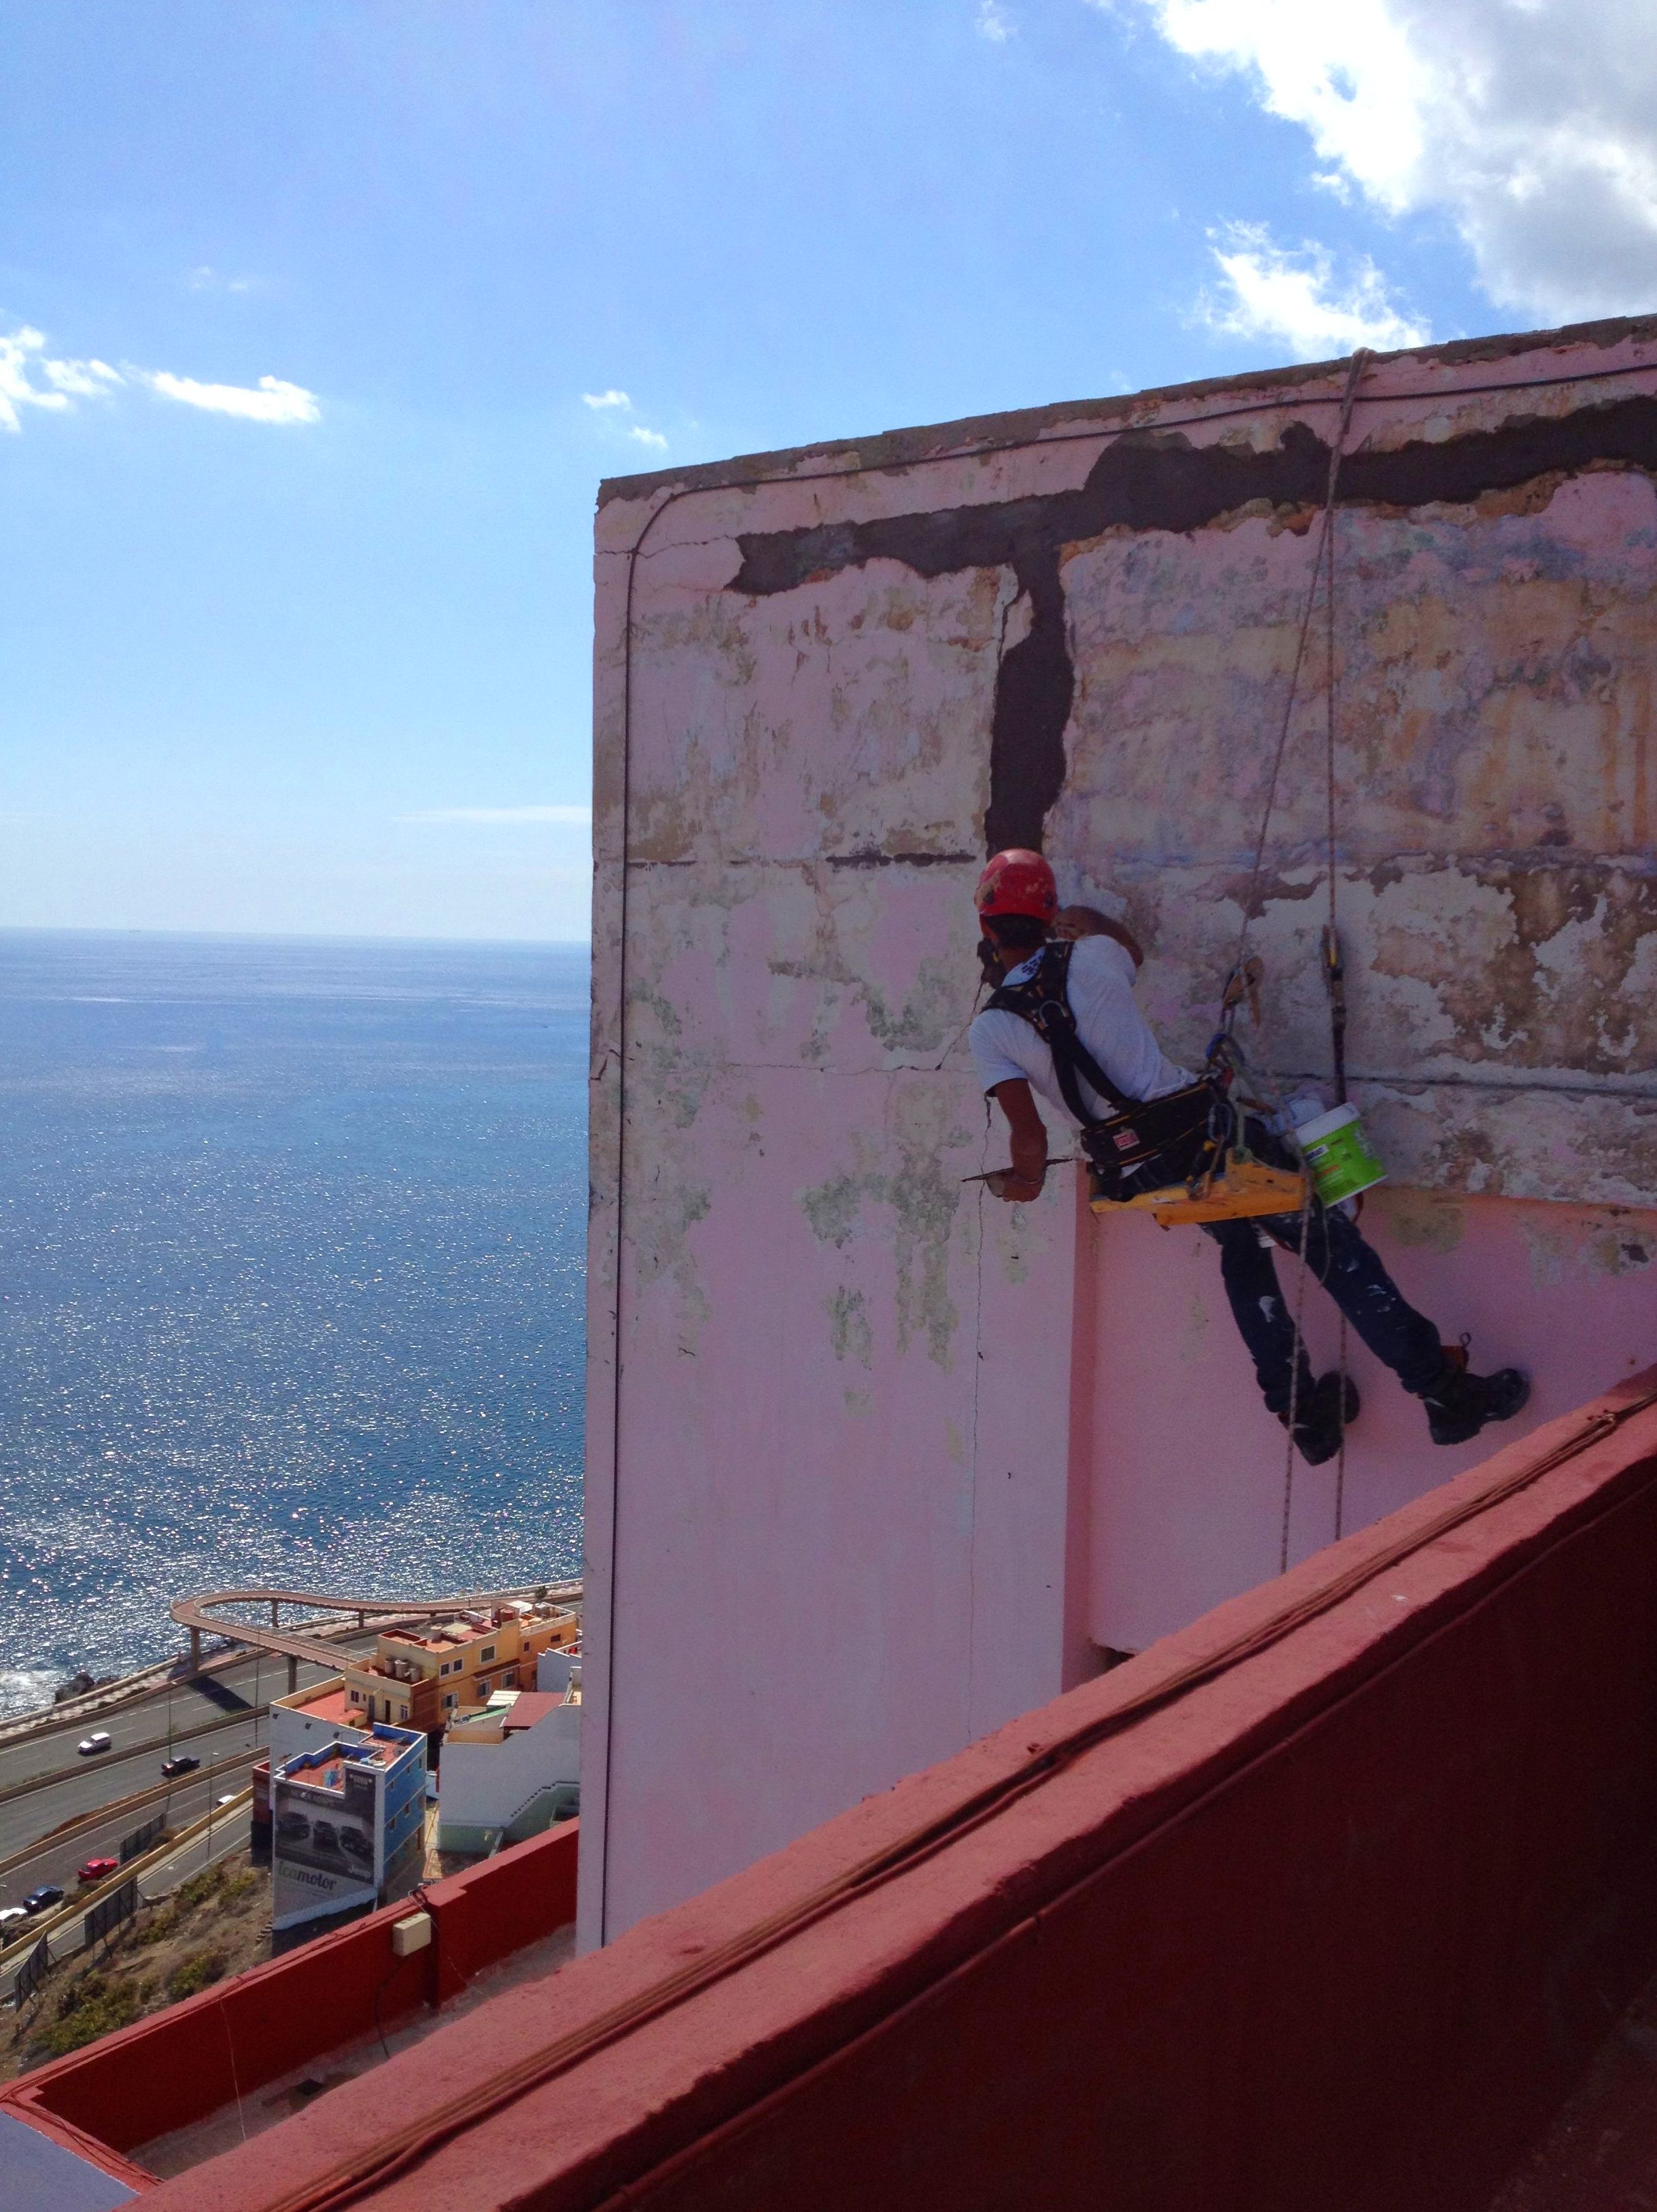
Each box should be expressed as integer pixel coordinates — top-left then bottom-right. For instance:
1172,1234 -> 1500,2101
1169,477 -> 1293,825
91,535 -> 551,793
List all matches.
3,0 -> 1654,942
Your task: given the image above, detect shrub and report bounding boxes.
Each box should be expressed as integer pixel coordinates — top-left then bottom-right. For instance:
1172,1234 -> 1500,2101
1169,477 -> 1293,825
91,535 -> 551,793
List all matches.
167,1949 -> 226,2001
36,1979 -> 142,2058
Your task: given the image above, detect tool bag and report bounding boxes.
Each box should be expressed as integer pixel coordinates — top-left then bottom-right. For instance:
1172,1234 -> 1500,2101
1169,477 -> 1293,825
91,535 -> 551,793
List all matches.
985,942 -> 1230,1202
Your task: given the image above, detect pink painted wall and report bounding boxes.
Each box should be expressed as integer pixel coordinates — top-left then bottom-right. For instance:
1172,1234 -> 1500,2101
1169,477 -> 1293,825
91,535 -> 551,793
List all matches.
1087,1186 -> 1657,1648
584,318 -> 1657,1948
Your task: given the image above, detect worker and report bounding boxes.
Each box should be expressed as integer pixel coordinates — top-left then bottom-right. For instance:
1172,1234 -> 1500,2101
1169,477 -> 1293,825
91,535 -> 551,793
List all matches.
969,848 -> 1530,1466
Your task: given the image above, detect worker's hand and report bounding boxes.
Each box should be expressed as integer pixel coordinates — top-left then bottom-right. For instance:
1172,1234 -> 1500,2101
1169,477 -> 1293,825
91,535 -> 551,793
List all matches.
986,1167 -> 1045,1203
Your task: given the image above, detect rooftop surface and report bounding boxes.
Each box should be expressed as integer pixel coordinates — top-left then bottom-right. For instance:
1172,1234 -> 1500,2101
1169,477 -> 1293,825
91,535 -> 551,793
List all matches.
272,1683 -> 352,1726
278,1730 -> 415,1784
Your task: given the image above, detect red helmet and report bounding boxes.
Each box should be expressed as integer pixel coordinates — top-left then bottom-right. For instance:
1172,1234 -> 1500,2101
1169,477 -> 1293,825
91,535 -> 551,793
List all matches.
975,848 -> 1058,923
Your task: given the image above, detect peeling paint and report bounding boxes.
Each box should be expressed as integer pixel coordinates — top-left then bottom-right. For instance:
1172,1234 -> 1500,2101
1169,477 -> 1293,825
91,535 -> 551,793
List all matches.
797,1092 -> 967,1369
827,1285 -> 874,1368
590,324 -> 1657,1944
1370,1189 -> 1467,1255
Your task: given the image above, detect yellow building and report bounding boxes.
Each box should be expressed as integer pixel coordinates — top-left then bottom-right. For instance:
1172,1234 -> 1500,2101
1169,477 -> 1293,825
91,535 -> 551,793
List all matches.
340,1600 -> 578,1733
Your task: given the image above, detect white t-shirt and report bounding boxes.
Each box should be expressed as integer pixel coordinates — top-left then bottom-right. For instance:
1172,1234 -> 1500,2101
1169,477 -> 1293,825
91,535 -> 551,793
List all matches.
969,935 -> 1193,1126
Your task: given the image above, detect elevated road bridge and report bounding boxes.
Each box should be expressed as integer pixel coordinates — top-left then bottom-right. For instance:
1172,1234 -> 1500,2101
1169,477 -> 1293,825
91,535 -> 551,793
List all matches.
169,1580 -> 582,1685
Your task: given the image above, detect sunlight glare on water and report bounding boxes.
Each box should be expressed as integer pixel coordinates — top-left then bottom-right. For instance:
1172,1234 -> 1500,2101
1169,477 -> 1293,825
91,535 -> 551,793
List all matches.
0,931 -> 588,1716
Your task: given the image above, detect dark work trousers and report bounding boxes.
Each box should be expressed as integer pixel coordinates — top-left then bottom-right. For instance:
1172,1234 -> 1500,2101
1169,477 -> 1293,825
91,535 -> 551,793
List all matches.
1184,1126 -> 1444,1416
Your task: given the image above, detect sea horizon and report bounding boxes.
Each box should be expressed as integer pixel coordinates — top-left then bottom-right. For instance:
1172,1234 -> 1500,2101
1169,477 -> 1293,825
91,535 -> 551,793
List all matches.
0,929 -> 591,1718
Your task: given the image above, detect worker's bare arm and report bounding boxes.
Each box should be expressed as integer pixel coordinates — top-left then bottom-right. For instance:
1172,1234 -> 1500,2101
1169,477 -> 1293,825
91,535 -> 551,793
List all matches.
986,1078 -> 1048,1203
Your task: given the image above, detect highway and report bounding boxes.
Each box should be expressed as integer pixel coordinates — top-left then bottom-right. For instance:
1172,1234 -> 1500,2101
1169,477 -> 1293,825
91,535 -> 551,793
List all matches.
0,1644 -> 354,1881
0,1580 -> 581,1926
0,1761 -> 259,1925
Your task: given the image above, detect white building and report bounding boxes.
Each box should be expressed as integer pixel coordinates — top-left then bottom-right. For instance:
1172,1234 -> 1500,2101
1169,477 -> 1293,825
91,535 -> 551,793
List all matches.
436,1674 -> 580,1857
272,1724 -> 426,1933
268,1676 -> 360,1769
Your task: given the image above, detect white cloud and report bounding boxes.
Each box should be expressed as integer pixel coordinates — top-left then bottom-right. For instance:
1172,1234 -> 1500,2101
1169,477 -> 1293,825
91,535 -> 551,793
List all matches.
0,327 -> 123,432
397,806 -> 593,826
1200,222 -> 1429,358
1130,0 -> 1657,323
187,266 -> 254,294
42,357 -> 122,398
144,370 -> 319,425
0,322 -> 319,432
581,386 -> 669,452
977,0 -> 1014,41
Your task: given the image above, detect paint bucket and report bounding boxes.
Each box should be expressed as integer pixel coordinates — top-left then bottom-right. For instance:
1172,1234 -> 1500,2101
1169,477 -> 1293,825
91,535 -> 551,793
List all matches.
1294,1102 -> 1386,1205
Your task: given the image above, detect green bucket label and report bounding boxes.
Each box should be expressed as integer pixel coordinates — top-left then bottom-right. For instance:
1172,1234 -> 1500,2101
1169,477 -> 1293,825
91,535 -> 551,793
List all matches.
1297,1104 -> 1386,1205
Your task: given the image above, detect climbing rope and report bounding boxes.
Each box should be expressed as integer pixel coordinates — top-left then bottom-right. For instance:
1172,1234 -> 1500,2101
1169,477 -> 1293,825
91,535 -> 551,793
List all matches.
1323,361 -> 1361,1540
1219,349 -> 1369,1572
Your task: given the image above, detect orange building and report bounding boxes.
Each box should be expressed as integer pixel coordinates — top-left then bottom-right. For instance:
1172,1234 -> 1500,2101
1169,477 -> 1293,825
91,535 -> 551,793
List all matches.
338,1600 -> 577,1733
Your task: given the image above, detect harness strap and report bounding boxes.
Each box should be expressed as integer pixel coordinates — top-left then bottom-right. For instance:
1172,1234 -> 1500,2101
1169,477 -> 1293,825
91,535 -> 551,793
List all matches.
986,941 -> 1231,1198
985,943 -> 1138,1124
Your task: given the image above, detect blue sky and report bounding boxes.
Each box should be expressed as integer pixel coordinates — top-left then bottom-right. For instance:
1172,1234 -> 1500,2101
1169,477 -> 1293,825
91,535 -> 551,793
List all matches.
3,1 -> 1650,939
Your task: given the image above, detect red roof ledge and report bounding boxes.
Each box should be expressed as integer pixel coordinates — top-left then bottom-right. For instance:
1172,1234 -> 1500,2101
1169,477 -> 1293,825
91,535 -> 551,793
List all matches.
36,1369 -> 1657,2211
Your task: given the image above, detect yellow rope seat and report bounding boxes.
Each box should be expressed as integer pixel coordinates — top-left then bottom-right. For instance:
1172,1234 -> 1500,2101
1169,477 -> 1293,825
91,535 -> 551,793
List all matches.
1089,1149 -> 1307,1228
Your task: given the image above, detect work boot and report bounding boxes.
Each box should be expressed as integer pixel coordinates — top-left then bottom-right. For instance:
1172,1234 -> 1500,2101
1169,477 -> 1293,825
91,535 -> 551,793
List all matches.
1420,1341 -> 1530,1447
1280,1371 -> 1361,1466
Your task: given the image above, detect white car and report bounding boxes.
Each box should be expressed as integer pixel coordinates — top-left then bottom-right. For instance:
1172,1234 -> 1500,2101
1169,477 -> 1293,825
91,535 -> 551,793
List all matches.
0,1905 -> 27,1927
75,1731 -> 112,1757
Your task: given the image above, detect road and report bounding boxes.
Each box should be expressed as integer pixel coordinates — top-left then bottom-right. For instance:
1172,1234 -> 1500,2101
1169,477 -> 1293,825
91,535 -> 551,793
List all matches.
3,1798 -> 257,1994
0,1762 -> 258,1922
0,1643 -> 362,1886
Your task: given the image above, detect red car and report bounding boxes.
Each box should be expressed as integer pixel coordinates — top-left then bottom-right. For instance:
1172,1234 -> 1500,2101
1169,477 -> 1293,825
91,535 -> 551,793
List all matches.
76,1856 -> 119,1886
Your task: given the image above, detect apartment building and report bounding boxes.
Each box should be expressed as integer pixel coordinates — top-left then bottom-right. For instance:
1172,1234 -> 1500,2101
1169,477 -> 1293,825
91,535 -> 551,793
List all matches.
338,1598 -> 578,1734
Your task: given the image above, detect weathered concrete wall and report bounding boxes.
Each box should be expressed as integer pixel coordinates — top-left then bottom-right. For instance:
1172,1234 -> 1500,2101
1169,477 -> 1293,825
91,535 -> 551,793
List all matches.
584,317 -> 1657,1946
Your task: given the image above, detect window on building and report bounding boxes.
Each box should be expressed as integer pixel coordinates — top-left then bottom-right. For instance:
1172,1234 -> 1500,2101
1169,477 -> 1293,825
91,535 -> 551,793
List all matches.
502,1669 -> 517,1687
476,1678 -> 490,1697
398,1704 -> 408,1721
480,1646 -> 495,1663
349,1689 -> 361,1703
443,1693 -> 455,1710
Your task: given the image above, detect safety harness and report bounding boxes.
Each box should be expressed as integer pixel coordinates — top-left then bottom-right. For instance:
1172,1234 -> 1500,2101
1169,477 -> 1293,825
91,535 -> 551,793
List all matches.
987,942 -> 1225,1196
986,941 -> 1306,1226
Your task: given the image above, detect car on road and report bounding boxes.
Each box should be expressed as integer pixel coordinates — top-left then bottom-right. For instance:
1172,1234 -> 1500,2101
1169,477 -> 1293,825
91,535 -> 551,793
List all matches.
76,1857 -> 120,1886
160,1754 -> 200,1778
23,1886 -> 64,1915
76,1731 -> 112,1757
0,1906 -> 27,1929
215,1794 -> 238,1808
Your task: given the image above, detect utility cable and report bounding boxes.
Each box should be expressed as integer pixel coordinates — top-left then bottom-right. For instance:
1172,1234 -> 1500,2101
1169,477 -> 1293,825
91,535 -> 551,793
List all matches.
1322,357 -> 1368,1531
1223,348 -> 1367,1566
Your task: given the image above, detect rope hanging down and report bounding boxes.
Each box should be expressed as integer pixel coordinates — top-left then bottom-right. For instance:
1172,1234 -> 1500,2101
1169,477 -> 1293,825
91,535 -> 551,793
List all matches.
1221,348 -> 1369,1571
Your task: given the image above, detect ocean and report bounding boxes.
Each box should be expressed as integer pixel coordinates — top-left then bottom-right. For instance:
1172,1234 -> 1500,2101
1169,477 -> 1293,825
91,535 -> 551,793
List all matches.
0,931 -> 589,1718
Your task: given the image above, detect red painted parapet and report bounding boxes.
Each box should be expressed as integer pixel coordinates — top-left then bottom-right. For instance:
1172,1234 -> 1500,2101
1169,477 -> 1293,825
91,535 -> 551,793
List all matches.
1,1820 -> 578,2169
112,1370 -> 1657,2211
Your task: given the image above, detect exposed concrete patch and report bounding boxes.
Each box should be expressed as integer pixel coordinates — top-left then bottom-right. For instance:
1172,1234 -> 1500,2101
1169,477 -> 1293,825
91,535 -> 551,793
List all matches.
729,396 -> 1657,857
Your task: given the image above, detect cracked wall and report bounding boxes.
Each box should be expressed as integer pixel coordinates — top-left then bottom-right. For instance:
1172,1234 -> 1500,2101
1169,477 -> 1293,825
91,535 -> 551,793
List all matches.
585,316 -> 1657,1948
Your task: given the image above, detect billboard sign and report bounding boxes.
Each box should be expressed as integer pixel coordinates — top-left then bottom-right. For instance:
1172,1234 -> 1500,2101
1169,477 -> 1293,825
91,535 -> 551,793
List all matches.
13,1935 -> 50,2012
120,1814 -> 165,1864
272,1755 -> 379,1931
84,1879 -> 137,1948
